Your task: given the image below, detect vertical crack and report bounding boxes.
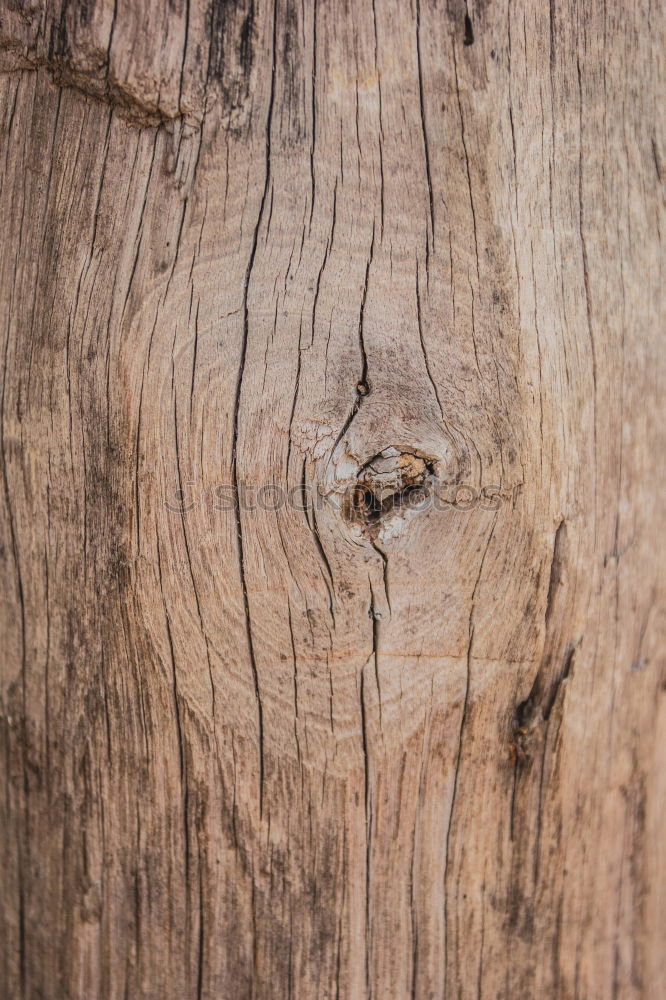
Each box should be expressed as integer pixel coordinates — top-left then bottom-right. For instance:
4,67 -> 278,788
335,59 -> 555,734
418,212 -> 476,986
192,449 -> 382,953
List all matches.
308,0 -> 318,232
415,0 -> 435,242
360,661 -> 372,999
330,220 -> 375,455
452,38 -> 480,282
230,0 -> 278,817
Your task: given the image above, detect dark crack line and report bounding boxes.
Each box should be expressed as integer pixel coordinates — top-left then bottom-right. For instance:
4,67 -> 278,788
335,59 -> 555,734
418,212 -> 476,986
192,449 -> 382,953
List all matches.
415,0 -> 435,242
360,662 -> 372,1000
230,0 -> 278,818
452,39 -> 480,282
416,255 -> 444,422
330,220 -> 375,456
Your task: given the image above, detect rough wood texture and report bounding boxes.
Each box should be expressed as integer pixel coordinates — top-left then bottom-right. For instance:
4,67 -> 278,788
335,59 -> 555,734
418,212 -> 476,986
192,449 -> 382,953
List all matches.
1,1 -> 664,997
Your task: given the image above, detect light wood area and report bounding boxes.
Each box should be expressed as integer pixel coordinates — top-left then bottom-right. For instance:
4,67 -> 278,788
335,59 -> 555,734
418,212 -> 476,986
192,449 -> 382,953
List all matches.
1,1 -> 664,997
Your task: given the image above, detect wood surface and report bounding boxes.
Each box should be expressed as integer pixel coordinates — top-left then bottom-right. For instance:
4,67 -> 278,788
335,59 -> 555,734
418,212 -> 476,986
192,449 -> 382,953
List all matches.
1,1 -> 664,997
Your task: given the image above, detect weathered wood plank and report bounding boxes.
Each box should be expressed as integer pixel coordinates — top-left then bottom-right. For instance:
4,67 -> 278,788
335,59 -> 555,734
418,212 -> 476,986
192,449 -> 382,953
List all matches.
0,1 -> 664,997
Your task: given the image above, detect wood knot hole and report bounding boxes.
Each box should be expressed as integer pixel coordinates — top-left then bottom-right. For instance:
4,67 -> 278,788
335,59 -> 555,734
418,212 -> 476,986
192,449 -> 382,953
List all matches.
343,447 -> 435,539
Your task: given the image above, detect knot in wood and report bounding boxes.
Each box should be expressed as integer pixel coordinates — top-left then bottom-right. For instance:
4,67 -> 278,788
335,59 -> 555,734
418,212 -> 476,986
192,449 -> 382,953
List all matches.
343,447 -> 435,539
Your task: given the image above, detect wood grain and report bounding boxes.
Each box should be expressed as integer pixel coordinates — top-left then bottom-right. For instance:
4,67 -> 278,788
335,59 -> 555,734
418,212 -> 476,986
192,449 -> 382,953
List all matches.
1,1 -> 664,997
